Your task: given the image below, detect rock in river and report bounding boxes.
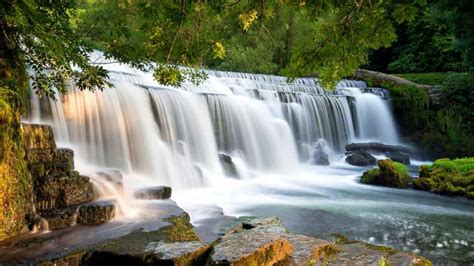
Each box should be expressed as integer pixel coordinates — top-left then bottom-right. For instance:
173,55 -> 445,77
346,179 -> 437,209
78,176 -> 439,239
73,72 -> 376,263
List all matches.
134,186 -> 172,200
345,150 -> 376,166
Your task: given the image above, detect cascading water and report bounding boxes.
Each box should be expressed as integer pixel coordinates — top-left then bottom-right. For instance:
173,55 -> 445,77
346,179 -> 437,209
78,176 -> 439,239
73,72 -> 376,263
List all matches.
28,58 -> 399,187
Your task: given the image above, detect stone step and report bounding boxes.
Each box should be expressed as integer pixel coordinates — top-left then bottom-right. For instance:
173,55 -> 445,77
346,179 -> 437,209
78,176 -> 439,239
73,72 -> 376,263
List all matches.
34,175 -> 94,210
26,148 -> 74,164
21,123 -> 56,150
36,207 -> 77,230
77,200 -> 116,225
284,234 -> 338,265
134,186 -> 172,200
144,241 -> 210,265
28,160 -> 75,178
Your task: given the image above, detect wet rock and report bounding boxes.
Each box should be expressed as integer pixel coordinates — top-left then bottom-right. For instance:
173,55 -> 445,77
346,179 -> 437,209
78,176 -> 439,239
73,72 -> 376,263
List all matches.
284,234 -> 339,265
134,186 -> 172,200
77,200 -> 116,225
345,150 -> 376,166
144,241 -> 211,265
21,123 -> 56,150
34,175 -> 94,210
37,207 -> 77,230
311,149 -> 329,166
219,153 -> 238,178
210,229 -> 292,265
361,159 -> 411,188
385,151 -> 411,165
346,142 -> 411,154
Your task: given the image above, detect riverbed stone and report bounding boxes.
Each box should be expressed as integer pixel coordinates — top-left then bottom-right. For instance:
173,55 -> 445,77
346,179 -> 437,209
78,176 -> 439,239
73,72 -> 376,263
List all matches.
134,186 -> 172,200
346,150 -> 376,166
144,241 -> 211,265
77,200 -> 116,225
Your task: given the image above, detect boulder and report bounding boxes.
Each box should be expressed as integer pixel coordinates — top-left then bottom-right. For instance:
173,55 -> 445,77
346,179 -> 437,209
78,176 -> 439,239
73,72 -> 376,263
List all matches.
361,159 -> 411,188
346,142 -> 411,154
21,123 -> 56,150
210,230 -> 292,265
144,241 -> 211,266
219,153 -> 238,178
345,150 -> 376,166
134,186 -> 172,200
311,149 -> 329,166
77,200 -> 116,225
385,151 -> 410,165
34,175 -> 94,210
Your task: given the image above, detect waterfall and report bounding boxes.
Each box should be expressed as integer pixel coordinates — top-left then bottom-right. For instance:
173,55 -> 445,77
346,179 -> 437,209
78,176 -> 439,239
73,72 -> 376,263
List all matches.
27,58 -> 400,190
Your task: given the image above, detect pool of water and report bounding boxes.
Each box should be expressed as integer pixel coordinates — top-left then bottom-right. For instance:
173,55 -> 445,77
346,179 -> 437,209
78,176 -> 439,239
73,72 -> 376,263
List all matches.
174,161 -> 474,264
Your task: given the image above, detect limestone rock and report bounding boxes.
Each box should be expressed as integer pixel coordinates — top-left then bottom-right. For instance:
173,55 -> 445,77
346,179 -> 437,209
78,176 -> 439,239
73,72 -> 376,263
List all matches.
385,151 -> 411,165
284,234 -> 339,266
144,241 -> 210,265
134,186 -> 172,200
34,175 -> 94,210
219,153 -> 238,178
77,200 -> 116,225
21,123 -> 56,150
345,150 -> 376,166
210,229 -> 292,266
28,160 -> 74,178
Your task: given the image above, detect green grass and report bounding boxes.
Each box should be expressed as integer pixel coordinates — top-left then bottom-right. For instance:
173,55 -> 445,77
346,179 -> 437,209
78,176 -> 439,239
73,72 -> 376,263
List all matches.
431,158 -> 474,175
394,72 -> 455,85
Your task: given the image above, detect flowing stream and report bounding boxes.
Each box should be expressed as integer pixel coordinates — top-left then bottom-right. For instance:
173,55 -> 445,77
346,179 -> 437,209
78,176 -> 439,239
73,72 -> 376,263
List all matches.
27,57 -> 474,263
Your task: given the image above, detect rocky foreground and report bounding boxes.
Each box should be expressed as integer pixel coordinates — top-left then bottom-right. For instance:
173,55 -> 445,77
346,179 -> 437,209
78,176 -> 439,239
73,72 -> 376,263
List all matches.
0,211 -> 431,265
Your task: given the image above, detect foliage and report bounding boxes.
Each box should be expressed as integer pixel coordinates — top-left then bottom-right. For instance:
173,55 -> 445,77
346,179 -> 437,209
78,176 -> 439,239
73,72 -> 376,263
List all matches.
0,0 -> 109,99
414,158 -> 474,199
395,72 -> 452,85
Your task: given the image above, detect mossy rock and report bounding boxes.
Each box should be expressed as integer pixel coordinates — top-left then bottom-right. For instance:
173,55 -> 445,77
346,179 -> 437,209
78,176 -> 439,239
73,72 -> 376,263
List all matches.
414,158 -> 474,199
361,159 -> 411,188
0,100 -> 34,241
21,123 -> 56,150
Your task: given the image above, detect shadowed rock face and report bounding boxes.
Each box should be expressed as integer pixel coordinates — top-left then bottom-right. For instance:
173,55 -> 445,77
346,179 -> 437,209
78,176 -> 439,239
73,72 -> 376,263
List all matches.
218,153 -> 238,178
385,151 -> 411,165
21,123 -> 56,150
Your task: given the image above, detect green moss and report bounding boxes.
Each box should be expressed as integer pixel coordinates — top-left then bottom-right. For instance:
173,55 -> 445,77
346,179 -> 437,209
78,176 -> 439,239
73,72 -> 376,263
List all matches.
361,160 -> 411,188
0,97 -> 34,241
361,169 -> 380,184
414,158 -> 474,199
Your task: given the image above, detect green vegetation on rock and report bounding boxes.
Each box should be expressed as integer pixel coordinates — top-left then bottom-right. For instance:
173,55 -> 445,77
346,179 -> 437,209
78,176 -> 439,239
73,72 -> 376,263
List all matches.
414,158 -> 474,199
361,159 -> 411,188
0,96 -> 33,241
